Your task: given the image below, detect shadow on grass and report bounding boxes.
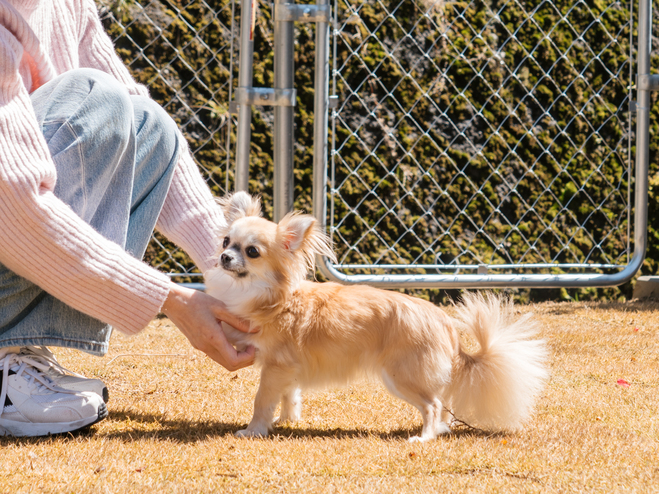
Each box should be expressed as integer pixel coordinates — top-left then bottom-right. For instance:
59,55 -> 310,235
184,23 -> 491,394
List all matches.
0,409 -> 504,445
0,408 -> 501,445
98,408 -> 502,442
269,424 -> 503,441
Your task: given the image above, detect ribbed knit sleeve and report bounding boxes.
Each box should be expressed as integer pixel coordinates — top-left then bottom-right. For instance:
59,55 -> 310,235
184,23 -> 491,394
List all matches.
0,26 -> 171,335
78,0 -> 227,272
77,0 -> 148,97
156,141 -> 227,272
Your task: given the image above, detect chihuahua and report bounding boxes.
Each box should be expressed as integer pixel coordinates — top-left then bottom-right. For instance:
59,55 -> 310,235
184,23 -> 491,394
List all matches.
205,192 -> 548,442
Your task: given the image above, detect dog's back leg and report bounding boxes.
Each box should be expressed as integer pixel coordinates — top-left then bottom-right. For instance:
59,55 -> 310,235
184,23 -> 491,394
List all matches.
412,399 -> 449,442
381,369 -> 450,442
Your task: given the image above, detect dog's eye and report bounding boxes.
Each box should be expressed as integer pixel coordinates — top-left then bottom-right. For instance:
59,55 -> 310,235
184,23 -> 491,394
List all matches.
245,246 -> 260,259
223,236 -> 230,248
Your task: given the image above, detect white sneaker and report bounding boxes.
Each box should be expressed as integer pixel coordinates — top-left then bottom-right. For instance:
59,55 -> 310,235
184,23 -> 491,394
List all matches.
0,349 -> 107,437
18,346 -> 109,403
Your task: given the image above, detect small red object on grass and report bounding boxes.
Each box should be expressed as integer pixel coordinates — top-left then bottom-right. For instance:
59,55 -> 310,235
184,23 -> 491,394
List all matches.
616,379 -> 630,388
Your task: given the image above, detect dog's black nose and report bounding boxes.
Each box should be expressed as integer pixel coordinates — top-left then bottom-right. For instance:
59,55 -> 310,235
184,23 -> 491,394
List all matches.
220,252 -> 233,266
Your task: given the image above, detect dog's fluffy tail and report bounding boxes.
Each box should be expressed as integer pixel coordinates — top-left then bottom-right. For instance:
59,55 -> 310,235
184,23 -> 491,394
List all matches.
446,292 -> 548,431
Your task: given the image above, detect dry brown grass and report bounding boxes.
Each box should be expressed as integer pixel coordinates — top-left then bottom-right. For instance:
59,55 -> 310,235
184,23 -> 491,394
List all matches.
2,300 -> 659,493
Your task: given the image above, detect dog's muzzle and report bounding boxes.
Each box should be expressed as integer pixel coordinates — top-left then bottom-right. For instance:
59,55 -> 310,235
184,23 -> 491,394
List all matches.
220,251 -> 235,268
220,250 -> 246,277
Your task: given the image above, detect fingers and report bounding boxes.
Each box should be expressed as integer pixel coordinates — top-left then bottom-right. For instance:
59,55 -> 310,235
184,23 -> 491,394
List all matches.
207,338 -> 256,371
232,345 -> 256,370
163,284 -> 257,370
211,304 -> 259,334
198,317 -> 256,371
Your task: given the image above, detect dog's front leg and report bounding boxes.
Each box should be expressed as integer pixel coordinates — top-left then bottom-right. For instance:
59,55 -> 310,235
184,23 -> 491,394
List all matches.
235,366 -> 292,438
274,387 -> 301,425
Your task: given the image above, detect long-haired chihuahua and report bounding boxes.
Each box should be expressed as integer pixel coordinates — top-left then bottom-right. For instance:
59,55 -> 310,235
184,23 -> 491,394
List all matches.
205,192 -> 548,442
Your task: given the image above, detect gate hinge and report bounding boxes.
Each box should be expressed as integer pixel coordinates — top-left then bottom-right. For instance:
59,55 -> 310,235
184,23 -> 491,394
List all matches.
638,74 -> 659,92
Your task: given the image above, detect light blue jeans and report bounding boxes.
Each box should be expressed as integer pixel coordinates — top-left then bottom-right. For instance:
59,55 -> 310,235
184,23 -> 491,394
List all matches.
0,69 -> 180,355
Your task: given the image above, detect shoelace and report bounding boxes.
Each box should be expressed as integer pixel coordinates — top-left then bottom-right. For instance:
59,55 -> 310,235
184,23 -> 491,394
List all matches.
19,346 -> 86,379
0,352 -> 76,419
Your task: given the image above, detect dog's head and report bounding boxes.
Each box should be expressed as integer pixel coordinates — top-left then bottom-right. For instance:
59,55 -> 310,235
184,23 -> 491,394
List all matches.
214,192 -> 335,298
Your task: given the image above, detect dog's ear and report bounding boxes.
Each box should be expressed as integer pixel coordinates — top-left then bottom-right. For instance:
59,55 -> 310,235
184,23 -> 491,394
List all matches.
277,214 -> 316,253
277,213 -> 337,265
217,192 -> 262,223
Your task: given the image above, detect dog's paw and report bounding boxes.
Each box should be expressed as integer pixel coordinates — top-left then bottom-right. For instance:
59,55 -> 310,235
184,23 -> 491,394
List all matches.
234,428 -> 268,438
408,435 -> 433,443
408,422 -> 452,443
436,422 -> 452,435
273,413 -> 300,426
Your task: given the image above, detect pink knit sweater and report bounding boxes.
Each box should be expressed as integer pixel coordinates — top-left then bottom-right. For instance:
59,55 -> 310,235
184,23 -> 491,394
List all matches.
0,0 -> 227,335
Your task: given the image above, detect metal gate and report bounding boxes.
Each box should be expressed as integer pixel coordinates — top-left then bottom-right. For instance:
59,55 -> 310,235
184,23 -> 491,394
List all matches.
316,0 -> 648,288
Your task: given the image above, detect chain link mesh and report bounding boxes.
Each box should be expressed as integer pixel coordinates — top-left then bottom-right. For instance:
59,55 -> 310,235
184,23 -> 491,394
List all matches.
329,0 -> 634,275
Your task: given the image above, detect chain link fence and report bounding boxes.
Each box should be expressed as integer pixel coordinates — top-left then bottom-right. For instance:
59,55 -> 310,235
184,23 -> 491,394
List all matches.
99,0 -> 637,283
328,0 -> 634,277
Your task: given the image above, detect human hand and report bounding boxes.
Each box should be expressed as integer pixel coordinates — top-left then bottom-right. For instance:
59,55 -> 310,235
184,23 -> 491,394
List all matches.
161,282 -> 256,371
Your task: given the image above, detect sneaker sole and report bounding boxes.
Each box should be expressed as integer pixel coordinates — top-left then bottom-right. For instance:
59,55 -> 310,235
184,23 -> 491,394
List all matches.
0,402 -> 108,437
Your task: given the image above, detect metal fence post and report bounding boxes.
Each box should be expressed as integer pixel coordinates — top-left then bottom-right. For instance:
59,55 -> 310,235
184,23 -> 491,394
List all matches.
273,0 -> 296,221
313,0 -> 330,234
235,0 -> 257,192
635,0 -> 653,262
234,0 -> 327,219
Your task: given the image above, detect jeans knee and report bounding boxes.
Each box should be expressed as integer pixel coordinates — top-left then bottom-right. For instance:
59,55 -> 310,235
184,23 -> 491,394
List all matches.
62,69 -> 134,139
33,69 -> 135,144
87,70 -> 133,129
132,96 -> 180,165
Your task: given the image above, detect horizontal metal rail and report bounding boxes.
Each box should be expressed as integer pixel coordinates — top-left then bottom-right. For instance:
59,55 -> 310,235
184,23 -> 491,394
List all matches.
335,263 -> 624,271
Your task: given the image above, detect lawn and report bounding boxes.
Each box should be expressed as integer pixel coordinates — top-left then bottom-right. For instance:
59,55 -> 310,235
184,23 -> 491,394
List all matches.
1,299 -> 658,493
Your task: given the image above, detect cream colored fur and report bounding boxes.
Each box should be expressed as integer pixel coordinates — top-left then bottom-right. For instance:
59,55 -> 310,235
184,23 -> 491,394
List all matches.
205,192 -> 549,442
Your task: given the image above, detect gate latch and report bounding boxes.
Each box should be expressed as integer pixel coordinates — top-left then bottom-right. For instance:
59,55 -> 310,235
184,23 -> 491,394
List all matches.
231,87 -> 297,112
